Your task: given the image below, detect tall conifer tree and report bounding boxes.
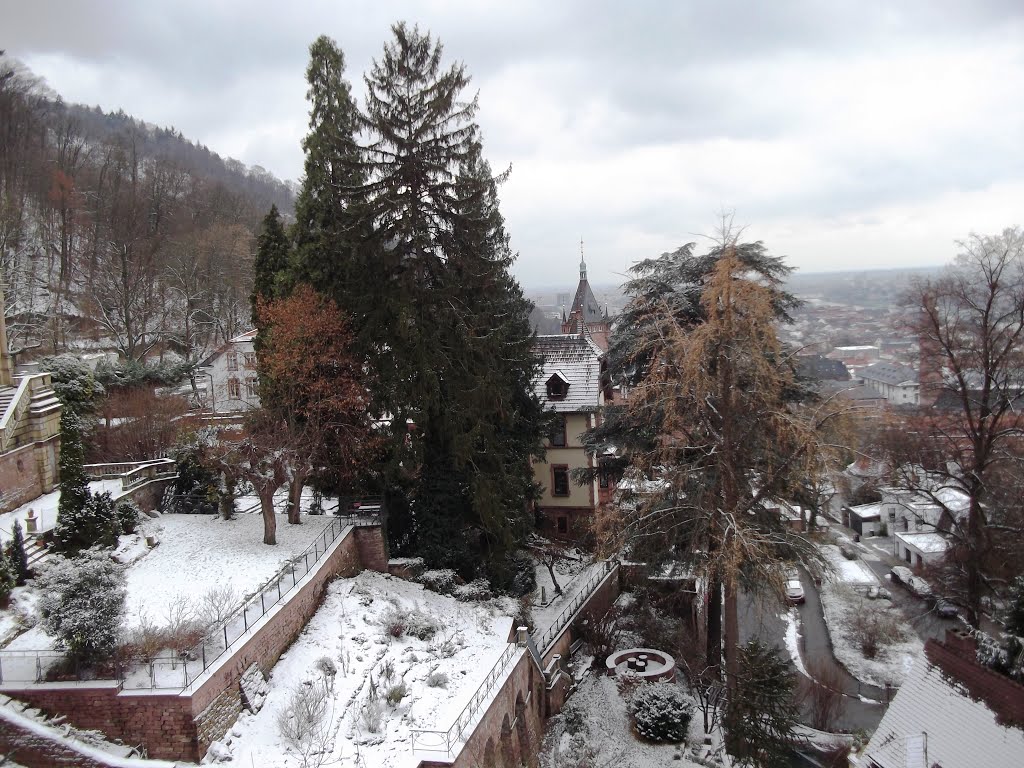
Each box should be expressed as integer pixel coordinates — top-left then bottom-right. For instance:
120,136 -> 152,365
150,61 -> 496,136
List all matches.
251,204 -> 290,315
352,23 -> 545,580
290,35 -> 366,306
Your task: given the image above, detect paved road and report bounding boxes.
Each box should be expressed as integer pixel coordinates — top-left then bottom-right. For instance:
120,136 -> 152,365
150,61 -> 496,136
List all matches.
857,536 -> 975,643
738,574 -> 887,733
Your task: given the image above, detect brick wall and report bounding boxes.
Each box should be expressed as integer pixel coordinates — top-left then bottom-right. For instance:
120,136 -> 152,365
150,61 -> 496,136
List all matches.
0,694 -> 180,768
450,651 -> 545,768
354,524 -> 389,571
6,684 -> 196,760
4,522 -> 390,762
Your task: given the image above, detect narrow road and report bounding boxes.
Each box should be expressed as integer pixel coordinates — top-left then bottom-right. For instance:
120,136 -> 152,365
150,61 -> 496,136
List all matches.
738,572 -> 887,733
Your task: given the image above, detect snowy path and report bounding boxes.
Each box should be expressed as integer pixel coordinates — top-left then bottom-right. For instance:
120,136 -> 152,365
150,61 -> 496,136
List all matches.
532,561 -> 610,651
0,480 -> 131,544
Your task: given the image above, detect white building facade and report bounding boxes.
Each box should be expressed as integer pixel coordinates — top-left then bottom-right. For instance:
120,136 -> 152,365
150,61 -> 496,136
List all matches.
199,330 -> 260,413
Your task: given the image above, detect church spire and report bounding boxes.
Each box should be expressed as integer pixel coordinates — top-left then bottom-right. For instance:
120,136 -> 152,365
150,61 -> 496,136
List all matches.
579,237 -> 587,281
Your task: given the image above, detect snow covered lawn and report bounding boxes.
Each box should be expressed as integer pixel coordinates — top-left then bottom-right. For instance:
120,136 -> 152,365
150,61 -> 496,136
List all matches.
821,544 -> 878,586
217,571 -> 515,767
1,512 -> 336,652
816,543 -> 922,686
123,512 -> 333,630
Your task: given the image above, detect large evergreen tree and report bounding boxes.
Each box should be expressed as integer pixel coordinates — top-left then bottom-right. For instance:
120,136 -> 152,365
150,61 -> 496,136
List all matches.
289,35 -> 366,306
251,204 -> 290,315
286,24 -> 546,583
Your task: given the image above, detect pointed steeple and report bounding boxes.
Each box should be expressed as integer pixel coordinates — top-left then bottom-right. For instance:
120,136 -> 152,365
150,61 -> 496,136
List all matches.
579,237 -> 587,281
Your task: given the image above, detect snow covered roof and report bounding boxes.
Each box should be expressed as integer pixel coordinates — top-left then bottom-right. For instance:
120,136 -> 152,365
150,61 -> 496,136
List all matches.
860,361 -> 918,387
847,502 -> 883,520
863,638 -> 1024,768
532,333 -> 603,412
229,329 -> 258,343
895,531 -> 951,554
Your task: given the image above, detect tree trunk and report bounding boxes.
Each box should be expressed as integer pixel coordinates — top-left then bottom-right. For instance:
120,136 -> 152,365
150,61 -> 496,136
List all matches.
706,574 -> 722,674
546,560 -> 562,595
259,487 -> 277,545
287,470 -> 308,525
723,578 -> 741,694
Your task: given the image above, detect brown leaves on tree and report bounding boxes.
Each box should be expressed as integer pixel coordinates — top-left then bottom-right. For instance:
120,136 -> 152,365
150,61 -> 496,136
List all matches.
257,285 -> 381,520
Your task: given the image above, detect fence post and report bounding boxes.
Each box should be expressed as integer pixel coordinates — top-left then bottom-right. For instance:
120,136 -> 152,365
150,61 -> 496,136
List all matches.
244,608 -> 249,632
261,591 -> 266,615
277,579 -> 282,601
223,624 -> 229,650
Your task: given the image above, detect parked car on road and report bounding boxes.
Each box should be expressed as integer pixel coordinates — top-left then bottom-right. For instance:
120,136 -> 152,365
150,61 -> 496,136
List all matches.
890,566 -> 932,599
906,575 -> 932,599
934,597 -> 959,618
890,566 -> 913,585
785,578 -> 805,605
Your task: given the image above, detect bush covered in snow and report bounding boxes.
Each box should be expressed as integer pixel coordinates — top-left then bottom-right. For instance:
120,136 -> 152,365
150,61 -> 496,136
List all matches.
629,682 -> 693,743
5,519 -> 30,585
38,550 -> 126,663
53,491 -> 123,555
416,568 -> 458,594
166,440 -> 219,515
276,673 -> 333,767
0,548 -> 15,604
115,499 -> 142,534
379,604 -> 439,641
454,578 -> 492,602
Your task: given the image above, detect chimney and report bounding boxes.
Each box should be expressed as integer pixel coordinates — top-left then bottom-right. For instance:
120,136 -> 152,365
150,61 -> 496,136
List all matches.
944,626 -> 977,658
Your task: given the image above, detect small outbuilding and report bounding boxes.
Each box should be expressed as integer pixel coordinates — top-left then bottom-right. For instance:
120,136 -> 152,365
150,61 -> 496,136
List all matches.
845,502 -> 884,537
894,531 -> 950,569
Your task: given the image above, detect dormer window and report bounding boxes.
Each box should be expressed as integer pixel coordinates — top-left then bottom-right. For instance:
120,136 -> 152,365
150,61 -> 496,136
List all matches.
546,372 -> 570,401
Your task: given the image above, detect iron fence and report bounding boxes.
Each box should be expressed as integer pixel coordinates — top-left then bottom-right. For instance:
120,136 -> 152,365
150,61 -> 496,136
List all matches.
0,514 -> 376,690
532,560 -> 617,653
410,641 -> 523,756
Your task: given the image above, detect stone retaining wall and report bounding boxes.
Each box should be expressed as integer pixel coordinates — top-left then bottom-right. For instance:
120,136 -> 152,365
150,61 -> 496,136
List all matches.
4,522 -> 387,762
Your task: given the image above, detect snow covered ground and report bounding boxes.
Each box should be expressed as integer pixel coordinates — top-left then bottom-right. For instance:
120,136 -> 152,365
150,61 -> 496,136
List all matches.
217,571 -> 515,767
0,479 -> 129,544
817,545 -> 923,687
1,511 -> 337,653
122,512 -> 333,630
540,670 -> 709,768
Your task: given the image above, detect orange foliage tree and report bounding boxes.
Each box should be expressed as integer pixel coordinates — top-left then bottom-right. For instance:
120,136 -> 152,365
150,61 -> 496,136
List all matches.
256,285 -> 378,525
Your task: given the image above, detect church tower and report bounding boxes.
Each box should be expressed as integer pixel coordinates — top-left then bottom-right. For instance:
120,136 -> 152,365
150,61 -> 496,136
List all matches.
561,239 -> 611,350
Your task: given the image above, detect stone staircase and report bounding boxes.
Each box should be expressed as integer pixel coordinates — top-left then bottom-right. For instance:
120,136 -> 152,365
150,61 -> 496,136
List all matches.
24,537 -> 50,569
0,385 -> 16,419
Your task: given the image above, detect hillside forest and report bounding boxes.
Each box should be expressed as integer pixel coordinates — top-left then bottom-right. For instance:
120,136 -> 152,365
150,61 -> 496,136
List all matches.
0,51 -> 294,373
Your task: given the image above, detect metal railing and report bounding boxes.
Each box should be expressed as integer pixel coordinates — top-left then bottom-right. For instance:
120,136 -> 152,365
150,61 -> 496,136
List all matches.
0,514 -> 376,690
410,641 -> 523,757
532,561 -> 617,653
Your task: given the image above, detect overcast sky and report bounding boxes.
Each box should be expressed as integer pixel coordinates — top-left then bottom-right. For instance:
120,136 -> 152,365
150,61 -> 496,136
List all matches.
5,1 -> 1024,288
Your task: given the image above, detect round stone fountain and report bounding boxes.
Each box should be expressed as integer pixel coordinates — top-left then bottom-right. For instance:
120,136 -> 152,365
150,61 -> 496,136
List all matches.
605,647 -> 676,682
